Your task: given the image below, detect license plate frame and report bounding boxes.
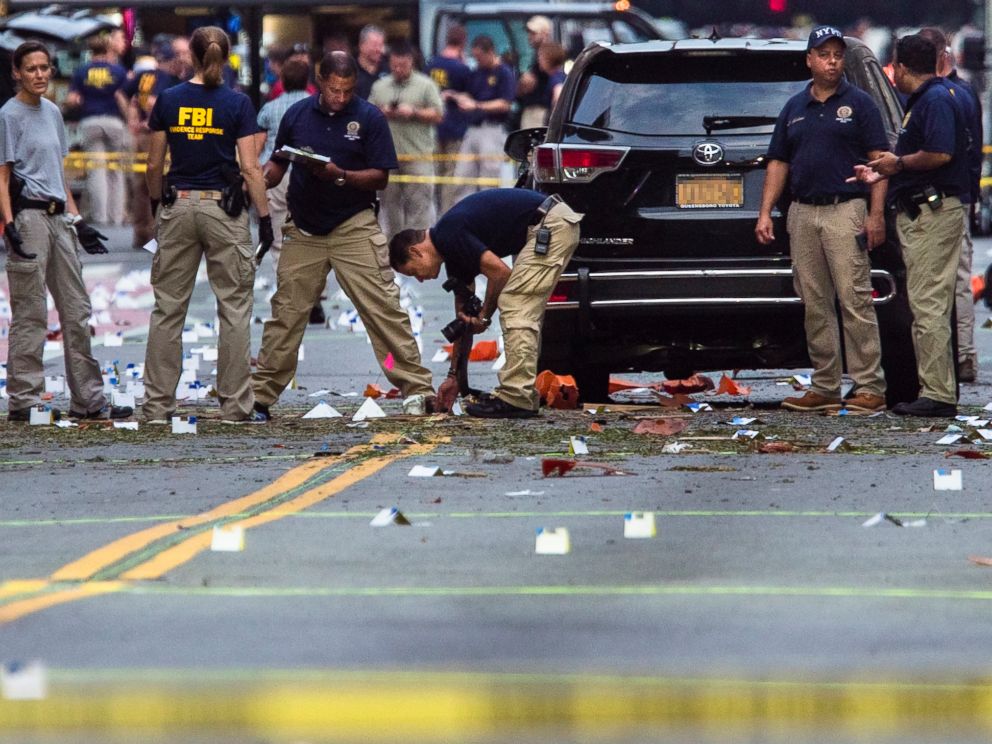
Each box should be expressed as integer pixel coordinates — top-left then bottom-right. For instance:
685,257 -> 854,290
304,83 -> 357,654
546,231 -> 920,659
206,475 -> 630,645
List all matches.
676,173 -> 744,209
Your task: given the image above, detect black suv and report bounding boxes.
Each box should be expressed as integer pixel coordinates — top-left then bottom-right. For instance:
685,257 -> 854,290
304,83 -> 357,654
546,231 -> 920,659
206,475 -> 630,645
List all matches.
506,37 -> 917,405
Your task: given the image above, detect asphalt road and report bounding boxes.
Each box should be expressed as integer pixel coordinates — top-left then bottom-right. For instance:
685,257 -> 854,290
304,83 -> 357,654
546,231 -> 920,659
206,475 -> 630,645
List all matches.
2,229 -> 992,743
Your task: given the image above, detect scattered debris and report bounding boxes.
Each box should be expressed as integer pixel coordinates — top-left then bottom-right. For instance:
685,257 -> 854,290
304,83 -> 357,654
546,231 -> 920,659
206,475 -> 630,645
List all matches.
662,442 -> 692,454
569,436 -> 589,455
946,450 -> 988,460
826,436 -> 846,452
303,402 -> 342,419
758,441 -> 799,453
408,465 -> 443,477
353,398 -> 386,421
505,489 -> 545,496
633,418 -> 688,436
468,340 -> 499,361
535,370 -> 580,409
968,555 -> 992,567
862,512 -> 926,528
714,374 -> 751,397
171,416 -> 197,435
662,374 -> 714,395
541,458 -> 629,477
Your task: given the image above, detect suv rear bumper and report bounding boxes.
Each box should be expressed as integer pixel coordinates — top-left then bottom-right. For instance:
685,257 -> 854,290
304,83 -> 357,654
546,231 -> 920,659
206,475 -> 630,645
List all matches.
547,268 -> 896,311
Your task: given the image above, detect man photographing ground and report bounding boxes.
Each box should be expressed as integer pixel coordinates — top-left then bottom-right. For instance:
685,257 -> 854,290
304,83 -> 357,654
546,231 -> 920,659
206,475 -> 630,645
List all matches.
389,188 -> 582,418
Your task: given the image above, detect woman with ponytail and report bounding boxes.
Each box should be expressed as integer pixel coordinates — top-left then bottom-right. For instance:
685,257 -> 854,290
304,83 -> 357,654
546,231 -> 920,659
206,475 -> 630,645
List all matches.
143,26 -> 274,424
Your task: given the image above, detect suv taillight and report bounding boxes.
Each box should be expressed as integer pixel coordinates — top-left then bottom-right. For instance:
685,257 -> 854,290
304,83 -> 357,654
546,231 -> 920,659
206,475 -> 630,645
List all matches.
534,145 -> 558,183
533,145 -> 629,184
559,146 -> 628,183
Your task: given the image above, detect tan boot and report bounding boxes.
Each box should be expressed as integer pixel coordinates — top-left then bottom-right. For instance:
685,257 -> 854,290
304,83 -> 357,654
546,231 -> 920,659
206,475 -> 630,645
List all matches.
781,391 -> 842,411
845,392 -> 886,412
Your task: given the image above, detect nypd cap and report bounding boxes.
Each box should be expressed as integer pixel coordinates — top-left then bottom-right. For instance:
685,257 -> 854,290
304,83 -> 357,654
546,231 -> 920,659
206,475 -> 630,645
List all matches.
807,25 -> 846,51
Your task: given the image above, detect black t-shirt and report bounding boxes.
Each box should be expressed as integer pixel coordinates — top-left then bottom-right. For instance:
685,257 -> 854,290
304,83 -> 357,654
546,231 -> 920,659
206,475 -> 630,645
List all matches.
430,188 -> 546,282
148,81 -> 258,190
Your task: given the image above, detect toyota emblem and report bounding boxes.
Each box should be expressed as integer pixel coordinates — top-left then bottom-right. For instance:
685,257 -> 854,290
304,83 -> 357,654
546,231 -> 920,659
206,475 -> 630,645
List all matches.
692,142 -> 724,166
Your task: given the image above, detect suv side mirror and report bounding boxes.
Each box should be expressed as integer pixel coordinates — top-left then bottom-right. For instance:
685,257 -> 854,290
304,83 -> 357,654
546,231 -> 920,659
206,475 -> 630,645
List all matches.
504,127 -> 548,163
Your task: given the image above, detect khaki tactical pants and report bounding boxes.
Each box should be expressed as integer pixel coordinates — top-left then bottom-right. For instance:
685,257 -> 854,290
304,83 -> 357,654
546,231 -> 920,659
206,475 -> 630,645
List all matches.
452,123 -> 505,204
435,138 -> 462,216
80,114 -> 126,226
896,196 -> 964,405
494,202 -> 583,411
954,209 -> 975,361
5,210 -> 105,413
253,208 -> 433,406
143,195 -> 255,420
380,159 -> 436,238
786,199 -> 886,398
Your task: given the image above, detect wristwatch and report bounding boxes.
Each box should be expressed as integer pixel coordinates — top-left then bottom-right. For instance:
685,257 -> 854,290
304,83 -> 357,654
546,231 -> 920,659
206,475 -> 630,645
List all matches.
334,171 -> 347,187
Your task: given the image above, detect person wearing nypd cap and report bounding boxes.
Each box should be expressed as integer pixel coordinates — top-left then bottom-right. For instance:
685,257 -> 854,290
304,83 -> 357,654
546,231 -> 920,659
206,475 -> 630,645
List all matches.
251,51 -> 435,420
851,33 -> 971,417
756,24 -> 889,414
0,40 -> 130,423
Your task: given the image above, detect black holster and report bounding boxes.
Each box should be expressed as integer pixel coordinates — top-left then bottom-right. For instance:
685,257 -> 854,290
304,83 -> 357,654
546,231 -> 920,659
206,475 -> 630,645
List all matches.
219,163 -> 246,218
8,173 -> 24,217
161,175 -> 177,207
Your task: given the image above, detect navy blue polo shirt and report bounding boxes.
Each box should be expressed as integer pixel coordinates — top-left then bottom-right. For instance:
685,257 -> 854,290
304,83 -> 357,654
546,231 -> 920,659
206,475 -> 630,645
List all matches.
890,76 -> 971,200
122,69 -> 176,122
942,75 -> 982,204
767,79 -> 889,200
70,61 -> 128,119
148,82 -> 258,190
467,63 -> 515,126
275,93 -> 398,235
425,55 -> 471,142
430,188 -> 545,283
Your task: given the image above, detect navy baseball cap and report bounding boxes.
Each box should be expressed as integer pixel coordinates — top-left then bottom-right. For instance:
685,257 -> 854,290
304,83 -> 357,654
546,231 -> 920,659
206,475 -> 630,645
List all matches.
807,25 -> 846,50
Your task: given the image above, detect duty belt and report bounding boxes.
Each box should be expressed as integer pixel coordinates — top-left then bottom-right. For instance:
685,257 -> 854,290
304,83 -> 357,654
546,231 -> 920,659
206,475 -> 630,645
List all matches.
16,197 -> 65,215
176,190 -> 224,200
894,187 -> 952,220
794,193 -> 866,206
529,194 -> 565,225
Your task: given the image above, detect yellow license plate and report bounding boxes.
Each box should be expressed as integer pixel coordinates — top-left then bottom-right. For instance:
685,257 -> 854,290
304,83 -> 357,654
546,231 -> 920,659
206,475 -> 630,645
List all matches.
676,174 -> 744,208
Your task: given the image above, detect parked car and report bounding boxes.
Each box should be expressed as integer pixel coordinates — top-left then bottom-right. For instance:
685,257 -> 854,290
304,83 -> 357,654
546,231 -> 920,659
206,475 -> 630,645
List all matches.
505,36 -> 919,406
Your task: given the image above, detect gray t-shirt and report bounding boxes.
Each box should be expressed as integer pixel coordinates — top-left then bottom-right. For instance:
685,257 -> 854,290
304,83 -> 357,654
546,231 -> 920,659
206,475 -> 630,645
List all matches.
0,97 -> 68,201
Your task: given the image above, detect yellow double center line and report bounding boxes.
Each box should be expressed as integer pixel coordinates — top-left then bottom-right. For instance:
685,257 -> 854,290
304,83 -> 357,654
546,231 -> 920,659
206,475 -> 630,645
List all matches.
0,434 -> 440,624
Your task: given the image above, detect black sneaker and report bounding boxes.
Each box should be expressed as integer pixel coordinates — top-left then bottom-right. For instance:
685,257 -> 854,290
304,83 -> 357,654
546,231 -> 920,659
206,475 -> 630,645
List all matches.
69,405 -> 133,420
252,401 -> 271,421
465,397 -> 537,419
309,302 -> 326,325
891,397 -> 957,417
8,407 -> 61,423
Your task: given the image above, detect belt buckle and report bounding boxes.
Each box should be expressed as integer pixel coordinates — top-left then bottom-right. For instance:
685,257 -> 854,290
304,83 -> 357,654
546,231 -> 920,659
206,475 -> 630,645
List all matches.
46,200 -> 56,215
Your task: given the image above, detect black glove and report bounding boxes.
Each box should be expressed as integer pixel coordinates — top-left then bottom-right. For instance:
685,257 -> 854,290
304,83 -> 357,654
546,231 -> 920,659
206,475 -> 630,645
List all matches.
255,215 -> 274,264
74,219 -> 108,255
4,221 -> 36,259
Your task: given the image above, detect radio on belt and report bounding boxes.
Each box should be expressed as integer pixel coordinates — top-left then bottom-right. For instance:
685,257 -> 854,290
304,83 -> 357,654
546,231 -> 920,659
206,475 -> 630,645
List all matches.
535,226 -> 551,255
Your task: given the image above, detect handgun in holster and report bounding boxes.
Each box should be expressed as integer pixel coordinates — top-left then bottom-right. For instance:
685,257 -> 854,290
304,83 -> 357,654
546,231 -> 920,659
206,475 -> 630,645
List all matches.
161,175 -> 177,208
219,162 -> 246,218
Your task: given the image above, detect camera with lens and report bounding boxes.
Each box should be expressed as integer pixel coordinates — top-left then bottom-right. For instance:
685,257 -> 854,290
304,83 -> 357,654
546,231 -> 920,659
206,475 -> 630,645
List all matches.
441,277 -> 483,342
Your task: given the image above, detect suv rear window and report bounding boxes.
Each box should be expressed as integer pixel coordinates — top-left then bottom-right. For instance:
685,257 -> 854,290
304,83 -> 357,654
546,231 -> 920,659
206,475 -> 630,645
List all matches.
570,52 -> 811,136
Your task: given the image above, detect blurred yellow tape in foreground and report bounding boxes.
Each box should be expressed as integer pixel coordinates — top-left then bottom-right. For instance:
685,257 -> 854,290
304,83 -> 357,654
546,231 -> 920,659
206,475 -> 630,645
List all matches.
3,669 -> 992,740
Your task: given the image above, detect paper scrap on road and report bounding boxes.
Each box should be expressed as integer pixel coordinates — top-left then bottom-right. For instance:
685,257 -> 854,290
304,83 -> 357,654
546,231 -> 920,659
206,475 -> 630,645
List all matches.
54,419 -> 77,429
826,436 -> 845,452
863,512 -> 926,528
535,527 -> 570,554
308,389 -> 330,397
685,402 -> 712,413
303,402 -> 342,419
370,507 -> 411,526
505,490 -> 545,496
727,416 -> 757,426
113,421 -> 139,431
662,442 -> 691,454
624,511 -> 656,538
210,525 -> 245,552
569,436 -> 589,455
733,429 -> 760,440
353,397 -> 386,421
143,238 -> 158,254
408,465 -> 443,477
934,468 -> 963,490
936,433 -> 964,445
431,348 -> 449,363
1,660 -> 47,700
791,374 -> 812,387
